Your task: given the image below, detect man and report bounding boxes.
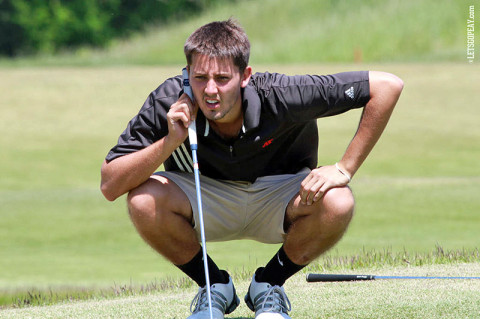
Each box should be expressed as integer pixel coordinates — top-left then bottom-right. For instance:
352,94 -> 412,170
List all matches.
101,18 -> 403,319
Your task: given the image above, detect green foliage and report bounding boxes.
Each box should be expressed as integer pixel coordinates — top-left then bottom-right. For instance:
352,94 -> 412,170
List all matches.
0,0 -> 223,56
0,0 -> 471,64
6,0 -> 111,54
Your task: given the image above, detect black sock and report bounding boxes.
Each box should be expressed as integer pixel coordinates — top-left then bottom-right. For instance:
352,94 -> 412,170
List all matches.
175,249 -> 229,287
255,245 -> 306,286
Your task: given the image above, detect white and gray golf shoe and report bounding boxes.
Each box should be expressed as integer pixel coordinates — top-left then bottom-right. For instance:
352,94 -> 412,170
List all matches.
244,274 -> 292,319
187,276 -> 240,319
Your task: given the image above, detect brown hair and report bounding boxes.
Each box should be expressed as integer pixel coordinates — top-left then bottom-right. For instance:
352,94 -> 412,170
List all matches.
184,18 -> 250,72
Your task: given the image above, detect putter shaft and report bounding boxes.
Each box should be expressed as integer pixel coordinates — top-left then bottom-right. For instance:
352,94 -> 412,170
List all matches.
184,68 -> 214,319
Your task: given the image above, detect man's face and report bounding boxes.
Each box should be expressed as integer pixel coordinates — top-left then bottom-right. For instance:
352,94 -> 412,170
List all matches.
189,54 -> 251,124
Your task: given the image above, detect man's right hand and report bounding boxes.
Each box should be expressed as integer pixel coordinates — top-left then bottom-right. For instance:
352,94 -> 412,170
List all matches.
165,93 -> 197,147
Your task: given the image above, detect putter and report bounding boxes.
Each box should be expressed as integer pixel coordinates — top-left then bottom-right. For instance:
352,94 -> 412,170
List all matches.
183,68 -> 214,319
306,273 -> 480,282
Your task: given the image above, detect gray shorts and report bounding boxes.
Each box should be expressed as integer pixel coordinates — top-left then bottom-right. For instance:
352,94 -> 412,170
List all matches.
154,168 -> 310,244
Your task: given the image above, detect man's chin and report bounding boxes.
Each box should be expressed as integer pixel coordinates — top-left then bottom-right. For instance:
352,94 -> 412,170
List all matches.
205,111 -> 226,122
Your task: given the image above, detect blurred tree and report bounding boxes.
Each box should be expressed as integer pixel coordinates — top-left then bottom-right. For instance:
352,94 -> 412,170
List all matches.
0,0 -> 26,56
0,0 -> 221,56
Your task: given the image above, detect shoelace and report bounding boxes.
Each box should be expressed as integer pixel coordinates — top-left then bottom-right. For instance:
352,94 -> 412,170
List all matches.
255,286 -> 292,314
190,286 -> 228,313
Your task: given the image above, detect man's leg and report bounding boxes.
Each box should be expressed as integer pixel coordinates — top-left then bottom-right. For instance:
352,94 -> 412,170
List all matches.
245,186 -> 354,318
127,175 -> 199,264
255,186 -> 355,285
128,175 -> 240,318
284,186 -> 355,264
126,175 -> 228,286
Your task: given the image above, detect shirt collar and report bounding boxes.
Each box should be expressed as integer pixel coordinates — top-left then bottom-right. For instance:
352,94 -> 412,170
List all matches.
242,85 -> 261,132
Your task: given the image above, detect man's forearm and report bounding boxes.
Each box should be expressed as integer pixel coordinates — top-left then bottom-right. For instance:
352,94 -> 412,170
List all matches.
100,136 -> 178,201
339,71 -> 403,177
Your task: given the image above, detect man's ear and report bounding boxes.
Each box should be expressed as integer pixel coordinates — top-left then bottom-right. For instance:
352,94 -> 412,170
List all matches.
241,66 -> 252,88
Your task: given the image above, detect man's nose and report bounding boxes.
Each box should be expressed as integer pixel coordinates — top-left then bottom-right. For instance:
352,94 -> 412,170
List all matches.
205,79 -> 218,95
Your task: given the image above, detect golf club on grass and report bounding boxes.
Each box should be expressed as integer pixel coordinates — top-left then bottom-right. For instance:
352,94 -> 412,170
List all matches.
306,273 -> 480,282
183,67 -> 214,319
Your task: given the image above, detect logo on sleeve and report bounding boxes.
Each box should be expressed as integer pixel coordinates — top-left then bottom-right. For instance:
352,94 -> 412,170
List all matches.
345,86 -> 355,99
262,138 -> 274,148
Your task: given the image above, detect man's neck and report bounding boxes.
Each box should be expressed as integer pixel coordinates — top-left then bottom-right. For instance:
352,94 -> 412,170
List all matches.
209,113 -> 244,141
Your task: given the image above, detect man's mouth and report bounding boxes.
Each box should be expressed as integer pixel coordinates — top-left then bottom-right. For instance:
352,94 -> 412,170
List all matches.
205,99 -> 220,109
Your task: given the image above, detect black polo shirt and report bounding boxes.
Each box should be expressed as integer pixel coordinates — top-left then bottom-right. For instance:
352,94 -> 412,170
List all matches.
105,71 -> 370,182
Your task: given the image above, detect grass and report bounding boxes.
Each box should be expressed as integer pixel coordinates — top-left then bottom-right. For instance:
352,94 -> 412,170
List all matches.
0,0 -> 473,66
0,63 -> 479,309
1,261 -> 479,318
1,246 -> 478,310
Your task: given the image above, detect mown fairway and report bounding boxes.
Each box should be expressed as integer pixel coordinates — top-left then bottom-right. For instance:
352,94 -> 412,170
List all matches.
1,63 -> 479,313
2,263 -> 480,318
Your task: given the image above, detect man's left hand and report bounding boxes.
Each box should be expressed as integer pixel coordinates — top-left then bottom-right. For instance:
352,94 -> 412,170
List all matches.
299,165 -> 350,206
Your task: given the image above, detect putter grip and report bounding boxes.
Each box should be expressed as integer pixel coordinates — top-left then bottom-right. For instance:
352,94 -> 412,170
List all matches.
182,68 -> 197,147
306,274 -> 375,282
182,67 -> 194,100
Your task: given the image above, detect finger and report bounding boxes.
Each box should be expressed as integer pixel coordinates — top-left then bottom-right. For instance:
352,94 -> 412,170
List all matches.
174,113 -> 190,127
180,93 -> 197,123
313,182 -> 332,202
306,179 -> 325,205
169,103 -> 192,127
300,175 -> 313,204
302,176 -> 322,206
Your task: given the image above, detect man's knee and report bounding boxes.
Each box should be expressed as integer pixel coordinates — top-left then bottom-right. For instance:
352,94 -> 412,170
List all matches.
127,177 -> 172,221
285,186 -> 354,231
127,176 -> 192,226
127,180 -> 160,225
321,186 -> 355,224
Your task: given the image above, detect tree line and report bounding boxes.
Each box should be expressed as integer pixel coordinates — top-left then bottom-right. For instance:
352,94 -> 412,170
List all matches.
0,0 -> 225,56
